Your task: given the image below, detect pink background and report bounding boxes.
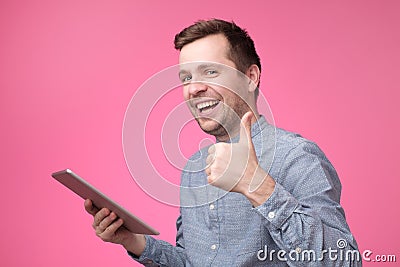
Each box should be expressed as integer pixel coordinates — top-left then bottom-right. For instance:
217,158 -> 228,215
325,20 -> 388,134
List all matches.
1,0 -> 399,266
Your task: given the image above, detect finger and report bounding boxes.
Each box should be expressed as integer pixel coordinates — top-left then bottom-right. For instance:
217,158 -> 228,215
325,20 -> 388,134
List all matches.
207,175 -> 214,185
97,212 -> 118,233
205,153 -> 214,165
205,166 -> 211,176
93,208 -> 110,228
208,145 -> 215,154
84,199 -> 99,216
104,218 -> 124,236
239,111 -> 255,146
207,174 -> 221,186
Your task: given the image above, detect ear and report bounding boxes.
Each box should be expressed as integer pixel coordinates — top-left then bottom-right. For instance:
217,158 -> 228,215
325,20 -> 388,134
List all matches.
246,64 -> 260,93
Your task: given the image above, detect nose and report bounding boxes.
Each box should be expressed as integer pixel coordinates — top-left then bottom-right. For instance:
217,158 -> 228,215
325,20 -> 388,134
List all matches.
186,82 -> 207,96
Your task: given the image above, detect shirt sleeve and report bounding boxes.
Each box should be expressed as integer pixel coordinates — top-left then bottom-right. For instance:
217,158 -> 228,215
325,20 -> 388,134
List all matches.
254,141 -> 362,266
127,214 -> 186,267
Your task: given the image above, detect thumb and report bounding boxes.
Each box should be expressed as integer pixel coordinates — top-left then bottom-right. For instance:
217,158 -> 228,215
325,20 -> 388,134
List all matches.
239,111 -> 255,146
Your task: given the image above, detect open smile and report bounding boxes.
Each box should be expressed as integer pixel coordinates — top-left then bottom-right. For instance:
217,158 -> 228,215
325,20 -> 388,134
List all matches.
192,99 -> 222,117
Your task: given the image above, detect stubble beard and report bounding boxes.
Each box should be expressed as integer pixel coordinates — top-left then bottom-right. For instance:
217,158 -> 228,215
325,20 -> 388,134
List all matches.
196,99 -> 249,141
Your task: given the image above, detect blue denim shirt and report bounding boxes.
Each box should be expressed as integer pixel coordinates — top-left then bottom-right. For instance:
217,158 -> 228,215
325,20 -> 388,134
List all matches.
131,116 -> 360,266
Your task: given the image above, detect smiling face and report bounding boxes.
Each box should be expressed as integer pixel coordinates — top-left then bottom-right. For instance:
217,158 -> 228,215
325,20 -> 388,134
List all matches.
179,34 -> 253,141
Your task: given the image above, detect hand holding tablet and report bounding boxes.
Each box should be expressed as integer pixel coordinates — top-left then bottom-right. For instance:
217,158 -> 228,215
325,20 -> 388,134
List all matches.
51,169 -> 159,235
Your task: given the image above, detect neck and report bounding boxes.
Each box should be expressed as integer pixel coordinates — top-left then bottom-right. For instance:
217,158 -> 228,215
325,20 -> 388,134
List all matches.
214,112 -> 260,142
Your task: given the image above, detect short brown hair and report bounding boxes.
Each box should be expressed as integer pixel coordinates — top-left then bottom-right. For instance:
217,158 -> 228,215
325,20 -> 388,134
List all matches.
174,19 -> 261,98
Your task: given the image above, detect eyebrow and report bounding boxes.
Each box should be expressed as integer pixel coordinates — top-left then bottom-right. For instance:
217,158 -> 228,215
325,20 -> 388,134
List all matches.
178,69 -> 188,77
197,63 -> 219,71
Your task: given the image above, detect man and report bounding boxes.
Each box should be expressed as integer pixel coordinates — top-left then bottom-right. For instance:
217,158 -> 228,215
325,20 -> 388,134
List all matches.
85,19 -> 360,266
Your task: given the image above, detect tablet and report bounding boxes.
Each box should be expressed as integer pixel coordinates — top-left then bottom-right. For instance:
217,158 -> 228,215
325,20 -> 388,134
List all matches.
51,169 -> 159,235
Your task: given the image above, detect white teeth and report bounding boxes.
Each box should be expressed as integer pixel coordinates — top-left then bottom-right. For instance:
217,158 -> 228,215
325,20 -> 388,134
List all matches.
196,100 -> 219,110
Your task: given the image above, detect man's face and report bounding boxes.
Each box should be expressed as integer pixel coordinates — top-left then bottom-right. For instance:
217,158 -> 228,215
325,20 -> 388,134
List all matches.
179,34 -> 251,140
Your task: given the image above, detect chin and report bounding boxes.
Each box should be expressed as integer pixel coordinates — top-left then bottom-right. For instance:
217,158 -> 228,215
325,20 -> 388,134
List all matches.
196,118 -> 216,130
198,118 -> 217,131
197,119 -> 228,138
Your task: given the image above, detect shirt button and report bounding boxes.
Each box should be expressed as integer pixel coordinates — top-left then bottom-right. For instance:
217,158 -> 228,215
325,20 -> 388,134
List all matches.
211,244 -> 217,250
209,204 -> 215,210
268,211 -> 275,219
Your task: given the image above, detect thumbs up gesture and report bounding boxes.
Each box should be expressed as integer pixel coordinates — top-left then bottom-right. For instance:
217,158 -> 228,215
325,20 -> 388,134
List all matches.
205,111 -> 271,195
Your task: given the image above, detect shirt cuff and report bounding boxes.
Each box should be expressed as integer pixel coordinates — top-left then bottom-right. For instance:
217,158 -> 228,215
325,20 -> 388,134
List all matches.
254,182 -> 299,229
127,235 -> 160,266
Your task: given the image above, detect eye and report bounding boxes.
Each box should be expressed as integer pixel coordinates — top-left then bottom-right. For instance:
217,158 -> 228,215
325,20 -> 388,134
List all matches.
206,69 -> 217,75
181,75 -> 192,83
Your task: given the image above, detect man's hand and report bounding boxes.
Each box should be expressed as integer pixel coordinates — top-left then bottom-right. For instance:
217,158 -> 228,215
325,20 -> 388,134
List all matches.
84,199 -> 146,256
205,111 -> 275,206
